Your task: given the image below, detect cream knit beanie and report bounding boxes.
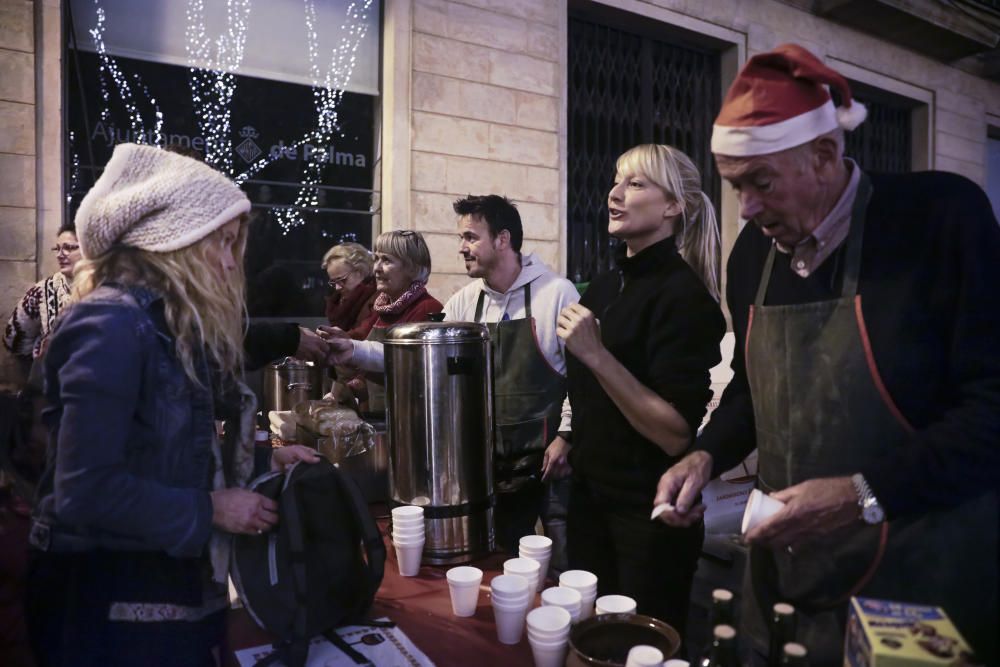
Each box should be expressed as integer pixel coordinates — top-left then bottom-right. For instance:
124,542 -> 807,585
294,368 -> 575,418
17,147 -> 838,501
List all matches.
75,143 -> 252,259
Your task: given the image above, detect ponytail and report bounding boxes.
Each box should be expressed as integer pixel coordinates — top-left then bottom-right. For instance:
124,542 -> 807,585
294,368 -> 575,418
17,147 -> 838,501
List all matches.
678,190 -> 721,301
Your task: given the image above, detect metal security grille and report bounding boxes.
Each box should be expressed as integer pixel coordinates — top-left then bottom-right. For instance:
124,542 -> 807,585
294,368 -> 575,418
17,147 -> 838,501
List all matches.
844,92 -> 913,174
568,14 -> 721,283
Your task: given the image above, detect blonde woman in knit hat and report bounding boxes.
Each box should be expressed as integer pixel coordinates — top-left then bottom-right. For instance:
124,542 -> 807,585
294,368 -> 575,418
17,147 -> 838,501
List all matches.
25,143 -> 318,667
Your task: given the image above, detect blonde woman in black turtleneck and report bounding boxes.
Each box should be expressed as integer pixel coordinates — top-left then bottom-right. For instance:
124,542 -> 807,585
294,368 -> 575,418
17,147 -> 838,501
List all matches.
557,144 -> 725,640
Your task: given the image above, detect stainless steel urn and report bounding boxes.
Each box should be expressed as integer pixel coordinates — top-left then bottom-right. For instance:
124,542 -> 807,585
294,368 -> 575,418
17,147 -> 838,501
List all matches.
384,322 -> 494,564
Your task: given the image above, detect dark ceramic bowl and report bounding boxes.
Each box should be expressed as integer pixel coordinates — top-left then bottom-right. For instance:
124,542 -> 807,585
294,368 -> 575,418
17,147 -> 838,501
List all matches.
566,613 -> 680,667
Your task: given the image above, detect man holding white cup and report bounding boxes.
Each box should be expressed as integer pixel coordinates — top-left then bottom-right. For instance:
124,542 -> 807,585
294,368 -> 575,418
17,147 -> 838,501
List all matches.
655,44 -> 998,666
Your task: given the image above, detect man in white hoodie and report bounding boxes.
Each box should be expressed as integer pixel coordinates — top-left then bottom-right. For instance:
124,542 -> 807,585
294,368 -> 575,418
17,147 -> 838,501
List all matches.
446,195 -> 579,559
324,195 -> 579,561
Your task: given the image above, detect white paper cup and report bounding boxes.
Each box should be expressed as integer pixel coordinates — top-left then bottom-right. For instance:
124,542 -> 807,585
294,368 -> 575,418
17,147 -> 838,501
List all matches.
519,534 -> 553,552
559,570 -> 598,619
391,524 -> 425,537
540,586 -> 582,621
625,644 -> 665,667
526,606 -> 571,638
741,488 -> 785,535
503,557 -> 541,593
493,601 -> 529,644
529,635 -> 569,667
446,566 -> 483,617
491,573 -> 531,596
518,549 -> 552,591
392,505 -> 424,520
663,660 -> 691,667
596,594 -> 637,615
395,540 -> 424,576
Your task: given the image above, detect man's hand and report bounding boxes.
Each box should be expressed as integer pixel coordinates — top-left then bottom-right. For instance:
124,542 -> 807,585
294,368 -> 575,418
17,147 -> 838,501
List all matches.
317,325 -> 350,340
744,476 -> 859,549
557,304 -> 605,368
320,336 -> 355,366
294,327 -> 330,364
270,444 -> 322,472
541,435 -> 572,481
210,488 -> 278,535
652,450 -> 713,527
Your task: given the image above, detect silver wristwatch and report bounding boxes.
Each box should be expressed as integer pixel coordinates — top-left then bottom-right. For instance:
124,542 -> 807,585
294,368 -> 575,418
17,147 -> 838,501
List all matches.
851,473 -> 885,525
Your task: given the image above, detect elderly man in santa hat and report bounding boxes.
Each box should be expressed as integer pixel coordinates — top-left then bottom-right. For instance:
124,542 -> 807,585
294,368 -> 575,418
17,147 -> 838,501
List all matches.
655,44 -> 998,665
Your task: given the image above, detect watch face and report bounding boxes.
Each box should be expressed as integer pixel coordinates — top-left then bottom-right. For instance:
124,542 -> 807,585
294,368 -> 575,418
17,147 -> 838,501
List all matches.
863,504 -> 885,524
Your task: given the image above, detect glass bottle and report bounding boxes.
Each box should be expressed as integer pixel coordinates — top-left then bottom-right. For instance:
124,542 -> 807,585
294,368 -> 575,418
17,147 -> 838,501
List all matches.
780,642 -> 808,667
768,603 -> 797,667
705,624 -> 739,667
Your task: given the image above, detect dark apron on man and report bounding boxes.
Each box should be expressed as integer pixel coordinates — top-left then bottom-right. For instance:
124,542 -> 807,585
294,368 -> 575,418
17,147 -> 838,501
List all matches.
476,283 -> 567,553
742,174 -> 997,666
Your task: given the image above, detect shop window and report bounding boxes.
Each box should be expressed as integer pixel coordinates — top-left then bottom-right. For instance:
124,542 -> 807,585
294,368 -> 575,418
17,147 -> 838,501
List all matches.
65,0 -> 380,317
567,6 -> 721,284
843,81 -> 916,174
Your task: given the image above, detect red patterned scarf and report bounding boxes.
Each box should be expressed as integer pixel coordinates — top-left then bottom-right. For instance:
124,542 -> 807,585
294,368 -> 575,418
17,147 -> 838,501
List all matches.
373,281 -> 427,315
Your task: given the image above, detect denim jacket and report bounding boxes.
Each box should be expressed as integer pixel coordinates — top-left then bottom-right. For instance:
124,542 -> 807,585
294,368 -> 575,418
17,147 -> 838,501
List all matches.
32,284 -> 216,558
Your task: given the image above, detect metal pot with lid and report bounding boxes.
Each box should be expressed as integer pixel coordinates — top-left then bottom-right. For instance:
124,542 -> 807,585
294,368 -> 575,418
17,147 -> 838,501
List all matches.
384,322 -> 494,564
262,357 -> 330,413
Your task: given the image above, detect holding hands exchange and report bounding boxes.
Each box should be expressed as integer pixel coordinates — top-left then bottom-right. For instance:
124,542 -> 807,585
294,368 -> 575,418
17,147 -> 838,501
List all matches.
317,325 -> 356,366
557,304 -> 605,367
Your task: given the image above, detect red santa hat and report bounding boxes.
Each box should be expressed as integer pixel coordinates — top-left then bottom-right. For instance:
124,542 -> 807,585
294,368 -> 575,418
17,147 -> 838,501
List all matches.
711,43 -> 867,157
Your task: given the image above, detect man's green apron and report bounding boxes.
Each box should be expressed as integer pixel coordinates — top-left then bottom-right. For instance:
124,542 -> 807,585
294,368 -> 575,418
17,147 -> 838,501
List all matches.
475,283 -> 566,493
742,174 -> 996,665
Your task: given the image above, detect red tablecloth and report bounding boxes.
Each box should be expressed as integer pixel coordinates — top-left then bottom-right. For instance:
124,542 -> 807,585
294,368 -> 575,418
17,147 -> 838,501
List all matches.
225,517 -> 539,666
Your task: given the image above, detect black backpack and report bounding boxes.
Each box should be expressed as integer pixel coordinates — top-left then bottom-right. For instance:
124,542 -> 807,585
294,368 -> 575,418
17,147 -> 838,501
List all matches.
231,458 -> 387,667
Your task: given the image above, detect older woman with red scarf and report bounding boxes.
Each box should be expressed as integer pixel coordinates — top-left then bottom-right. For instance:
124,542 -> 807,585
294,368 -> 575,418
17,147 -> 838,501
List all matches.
336,230 -> 442,412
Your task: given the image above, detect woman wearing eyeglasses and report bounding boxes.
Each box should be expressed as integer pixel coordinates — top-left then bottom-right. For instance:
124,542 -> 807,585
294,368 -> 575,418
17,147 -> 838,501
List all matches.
322,242 -> 377,339
4,223 -> 83,361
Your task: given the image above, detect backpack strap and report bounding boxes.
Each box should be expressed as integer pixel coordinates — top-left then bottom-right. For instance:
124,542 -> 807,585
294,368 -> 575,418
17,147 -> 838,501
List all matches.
322,629 -> 374,665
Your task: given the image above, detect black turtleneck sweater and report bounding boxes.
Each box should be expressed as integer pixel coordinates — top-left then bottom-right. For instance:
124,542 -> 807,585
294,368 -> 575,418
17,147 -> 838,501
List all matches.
567,236 -> 726,503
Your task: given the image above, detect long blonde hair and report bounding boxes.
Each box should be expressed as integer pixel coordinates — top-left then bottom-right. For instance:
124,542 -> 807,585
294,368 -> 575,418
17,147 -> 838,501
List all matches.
616,144 -> 721,300
71,220 -> 248,383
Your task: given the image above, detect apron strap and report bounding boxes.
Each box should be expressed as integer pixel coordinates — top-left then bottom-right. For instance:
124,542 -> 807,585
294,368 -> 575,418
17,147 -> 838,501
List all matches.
840,172 -> 872,298
474,289 -> 486,322
753,245 -> 778,307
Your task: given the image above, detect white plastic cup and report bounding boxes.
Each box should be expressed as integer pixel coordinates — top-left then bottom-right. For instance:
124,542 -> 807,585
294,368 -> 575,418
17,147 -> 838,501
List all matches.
663,660 -> 691,667
596,594 -> 637,615
395,540 -> 424,577
625,644 -> 665,667
492,599 -> 529,644
503,557 -> 541,594
559,570 -> 598,619
741,489 -> 785,535
528,634 -> 569,667
540,586 -> 582,622
518,538 -> 553,591
391,524 -> 425,538
526,606 -> 571,640
490,573 -> 531,606
391,505 -> 424,521
446,566 -> 483,617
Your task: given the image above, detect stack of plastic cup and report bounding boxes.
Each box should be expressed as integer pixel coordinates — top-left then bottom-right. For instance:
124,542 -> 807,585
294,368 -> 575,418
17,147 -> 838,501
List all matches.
540,586 -> 582,623
518,534 -> 553,591
625,645 -> 665,667
391,505 -> 425,576
558,570 -> 598,620
490,574 -> 532,644
595,594 -> 637,615
446,566 -> 483,617
526,605 -> 572,667
503,557 -> 542,595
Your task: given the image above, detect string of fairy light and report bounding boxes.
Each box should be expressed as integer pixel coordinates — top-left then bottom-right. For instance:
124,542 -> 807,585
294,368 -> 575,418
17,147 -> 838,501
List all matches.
85,0 -> 372,235
89,3 -> 162,145
267,0 -> 373,233
185,0 -> 251,176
